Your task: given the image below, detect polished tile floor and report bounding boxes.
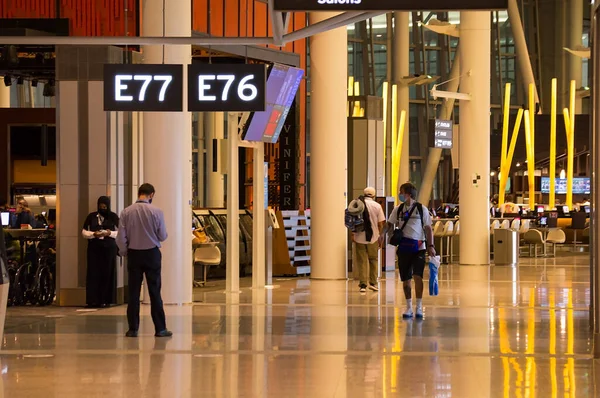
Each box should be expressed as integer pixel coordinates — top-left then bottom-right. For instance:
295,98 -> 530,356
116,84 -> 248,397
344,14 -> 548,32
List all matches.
1,255 -> 598,397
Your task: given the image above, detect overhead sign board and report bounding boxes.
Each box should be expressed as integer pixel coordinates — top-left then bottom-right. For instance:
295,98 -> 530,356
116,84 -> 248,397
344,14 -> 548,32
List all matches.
273,0 -> 508,11
103,64 -> 183,112
188,64 -> 266,112
430,119 -> 453,149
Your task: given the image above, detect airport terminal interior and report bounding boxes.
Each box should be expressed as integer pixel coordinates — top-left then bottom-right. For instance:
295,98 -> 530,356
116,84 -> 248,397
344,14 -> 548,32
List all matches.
0,0 -> 600,396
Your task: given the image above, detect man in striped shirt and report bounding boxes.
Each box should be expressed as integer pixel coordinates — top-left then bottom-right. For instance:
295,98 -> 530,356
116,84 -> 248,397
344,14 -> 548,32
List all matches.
117,183 -> 172,338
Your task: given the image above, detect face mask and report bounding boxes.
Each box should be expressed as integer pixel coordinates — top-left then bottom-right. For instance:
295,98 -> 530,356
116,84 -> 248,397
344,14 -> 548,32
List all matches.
398,194 -> 406,203
98,208 -> 109,217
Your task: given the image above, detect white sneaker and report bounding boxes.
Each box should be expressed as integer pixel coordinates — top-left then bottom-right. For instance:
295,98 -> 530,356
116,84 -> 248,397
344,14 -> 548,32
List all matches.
359,287 -> 367,293
402,307 -> 414,319
368,284 -> 379,292
415,305 -> 424,319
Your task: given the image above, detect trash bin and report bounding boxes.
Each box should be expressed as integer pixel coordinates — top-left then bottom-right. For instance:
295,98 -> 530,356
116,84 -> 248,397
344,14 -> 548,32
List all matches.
493,229 -> 519,265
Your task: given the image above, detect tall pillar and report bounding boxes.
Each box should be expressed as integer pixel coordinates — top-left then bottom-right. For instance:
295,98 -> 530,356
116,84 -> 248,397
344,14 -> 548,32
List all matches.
507,0 -> 540,105
205,112 -> 225,208
55,46 -> 128,305
569,0 -> 583,113
309,12 -> 348,280
394,12 -> 410,188
141,0 -> 193,304
0,79 -> 10,107
459,12 -> 491,266
418,52 -> 461,206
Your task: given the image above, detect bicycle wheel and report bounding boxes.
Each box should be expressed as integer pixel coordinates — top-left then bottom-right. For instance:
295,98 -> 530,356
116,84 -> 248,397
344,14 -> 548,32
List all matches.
34,266 -> 55,306
13,263 -> 31,306
7,260 -> 18,306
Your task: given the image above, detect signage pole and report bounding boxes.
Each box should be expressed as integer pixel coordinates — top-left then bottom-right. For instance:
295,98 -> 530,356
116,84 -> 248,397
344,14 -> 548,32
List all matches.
252,144 -> 266,288
226,112 -> 240,293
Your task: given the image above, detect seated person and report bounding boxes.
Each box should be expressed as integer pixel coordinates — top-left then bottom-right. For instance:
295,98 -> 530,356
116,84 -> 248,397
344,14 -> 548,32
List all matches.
11,199 -> 36,229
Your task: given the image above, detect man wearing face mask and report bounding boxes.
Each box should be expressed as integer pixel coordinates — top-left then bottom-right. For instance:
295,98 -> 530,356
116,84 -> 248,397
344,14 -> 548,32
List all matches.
117,183 -> 171,338
82,196 -> 119,308
387,183 -> 436,319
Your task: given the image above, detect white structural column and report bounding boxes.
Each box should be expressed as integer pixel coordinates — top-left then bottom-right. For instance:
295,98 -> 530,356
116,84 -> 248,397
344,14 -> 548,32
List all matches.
569,0 -> 583,113
394,12 -> 410,188
459,13 -> 491,266
418,52 -> 461,206
205,112 -> 225,208
309,12 -> 348,280
141,0 -> 193,304
507,0 -> 540,105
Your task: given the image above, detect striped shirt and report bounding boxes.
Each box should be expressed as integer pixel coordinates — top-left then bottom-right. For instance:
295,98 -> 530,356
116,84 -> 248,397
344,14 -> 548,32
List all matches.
116,200 -> 168,256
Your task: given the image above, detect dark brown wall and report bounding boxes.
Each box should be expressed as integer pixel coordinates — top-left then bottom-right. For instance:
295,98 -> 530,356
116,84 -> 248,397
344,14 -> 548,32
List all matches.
0,108 -> 55,202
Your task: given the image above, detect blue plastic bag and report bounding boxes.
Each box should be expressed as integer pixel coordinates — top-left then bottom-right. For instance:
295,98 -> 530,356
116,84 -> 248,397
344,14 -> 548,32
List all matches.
429,256 -> 440,296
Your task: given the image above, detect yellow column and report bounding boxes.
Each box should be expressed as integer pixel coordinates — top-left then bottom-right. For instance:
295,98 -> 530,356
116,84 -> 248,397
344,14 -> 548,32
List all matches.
499,83 -> 511,205
549,78 -> 558,209
524,110 -> 536,210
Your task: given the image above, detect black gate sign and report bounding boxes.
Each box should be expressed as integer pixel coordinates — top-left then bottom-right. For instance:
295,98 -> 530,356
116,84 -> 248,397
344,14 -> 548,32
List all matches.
103,64 -> 184,112
188,64 -> 266,112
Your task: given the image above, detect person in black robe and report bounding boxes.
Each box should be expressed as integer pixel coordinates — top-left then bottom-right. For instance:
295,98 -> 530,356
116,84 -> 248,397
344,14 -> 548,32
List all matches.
82,196 -> 119,308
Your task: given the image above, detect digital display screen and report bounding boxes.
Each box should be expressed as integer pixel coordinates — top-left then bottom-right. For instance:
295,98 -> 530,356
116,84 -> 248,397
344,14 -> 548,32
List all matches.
541,177 -> 591,195
242,64 -> 304,144
1,212 -> 9,227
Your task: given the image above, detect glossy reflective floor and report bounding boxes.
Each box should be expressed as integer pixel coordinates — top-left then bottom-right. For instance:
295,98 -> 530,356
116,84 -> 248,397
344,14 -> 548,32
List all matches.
1,254 -> 599,397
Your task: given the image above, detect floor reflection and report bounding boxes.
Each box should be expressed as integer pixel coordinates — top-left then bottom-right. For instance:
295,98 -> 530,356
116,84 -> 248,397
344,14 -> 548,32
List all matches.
0,256 -> 597,397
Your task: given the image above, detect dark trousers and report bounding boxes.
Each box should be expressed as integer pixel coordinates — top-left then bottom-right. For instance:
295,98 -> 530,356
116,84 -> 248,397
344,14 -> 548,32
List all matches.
127,248 -> 167,333
86,241 -> 117,306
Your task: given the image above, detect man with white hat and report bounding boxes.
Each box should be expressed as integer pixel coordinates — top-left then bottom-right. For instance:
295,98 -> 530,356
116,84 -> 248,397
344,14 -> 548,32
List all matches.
352,187 -> 386,293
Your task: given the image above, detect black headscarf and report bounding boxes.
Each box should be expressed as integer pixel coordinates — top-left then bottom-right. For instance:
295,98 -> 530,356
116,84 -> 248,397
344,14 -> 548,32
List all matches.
97,196 -> 118,225
97,196 -> 111,213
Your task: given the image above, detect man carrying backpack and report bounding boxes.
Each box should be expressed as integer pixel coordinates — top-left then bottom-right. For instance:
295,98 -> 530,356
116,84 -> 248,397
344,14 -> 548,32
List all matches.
351,187 -> 386,293
387,183 -> 436,319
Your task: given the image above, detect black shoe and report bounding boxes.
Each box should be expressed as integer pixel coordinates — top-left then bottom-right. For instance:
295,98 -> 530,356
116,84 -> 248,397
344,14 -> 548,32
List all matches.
85,304 -> 99,309
125,330 -> 138,338
154,330 -> 173,338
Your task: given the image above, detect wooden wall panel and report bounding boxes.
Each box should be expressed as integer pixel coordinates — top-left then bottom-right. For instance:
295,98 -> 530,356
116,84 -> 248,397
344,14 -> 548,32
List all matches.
193,0 -> 208,33
0,0 -> 137,36
209,0 -> 224,36
224,0 -> 239,37
253,1 -> 267,38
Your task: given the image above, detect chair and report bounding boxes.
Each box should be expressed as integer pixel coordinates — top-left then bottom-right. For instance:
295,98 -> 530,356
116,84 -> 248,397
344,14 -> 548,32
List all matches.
433,220 -> 443,253
518,219 -> 531,235
500,220 -> 510,229
440,221 -> 454,263
523,229 -> 546,257
490,220 -> 500,232
546,229 -> 566,257
511,219 -> 521,231
193,245 -> 222,287
450,221 -> 460,263
571,212 -> 587,250
490,220 -> 501,255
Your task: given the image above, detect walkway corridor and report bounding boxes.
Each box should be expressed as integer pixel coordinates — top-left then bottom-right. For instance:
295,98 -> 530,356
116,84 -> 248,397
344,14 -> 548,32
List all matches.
0,255 -> 596,397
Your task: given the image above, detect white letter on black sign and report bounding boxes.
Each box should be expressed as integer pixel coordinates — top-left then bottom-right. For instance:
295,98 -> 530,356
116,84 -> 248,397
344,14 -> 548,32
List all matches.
198,75 -> 217,101
133,75 -> 152,101
217,75 -> 235,101
154,75 -> 173,102
115,75 -> 133,101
